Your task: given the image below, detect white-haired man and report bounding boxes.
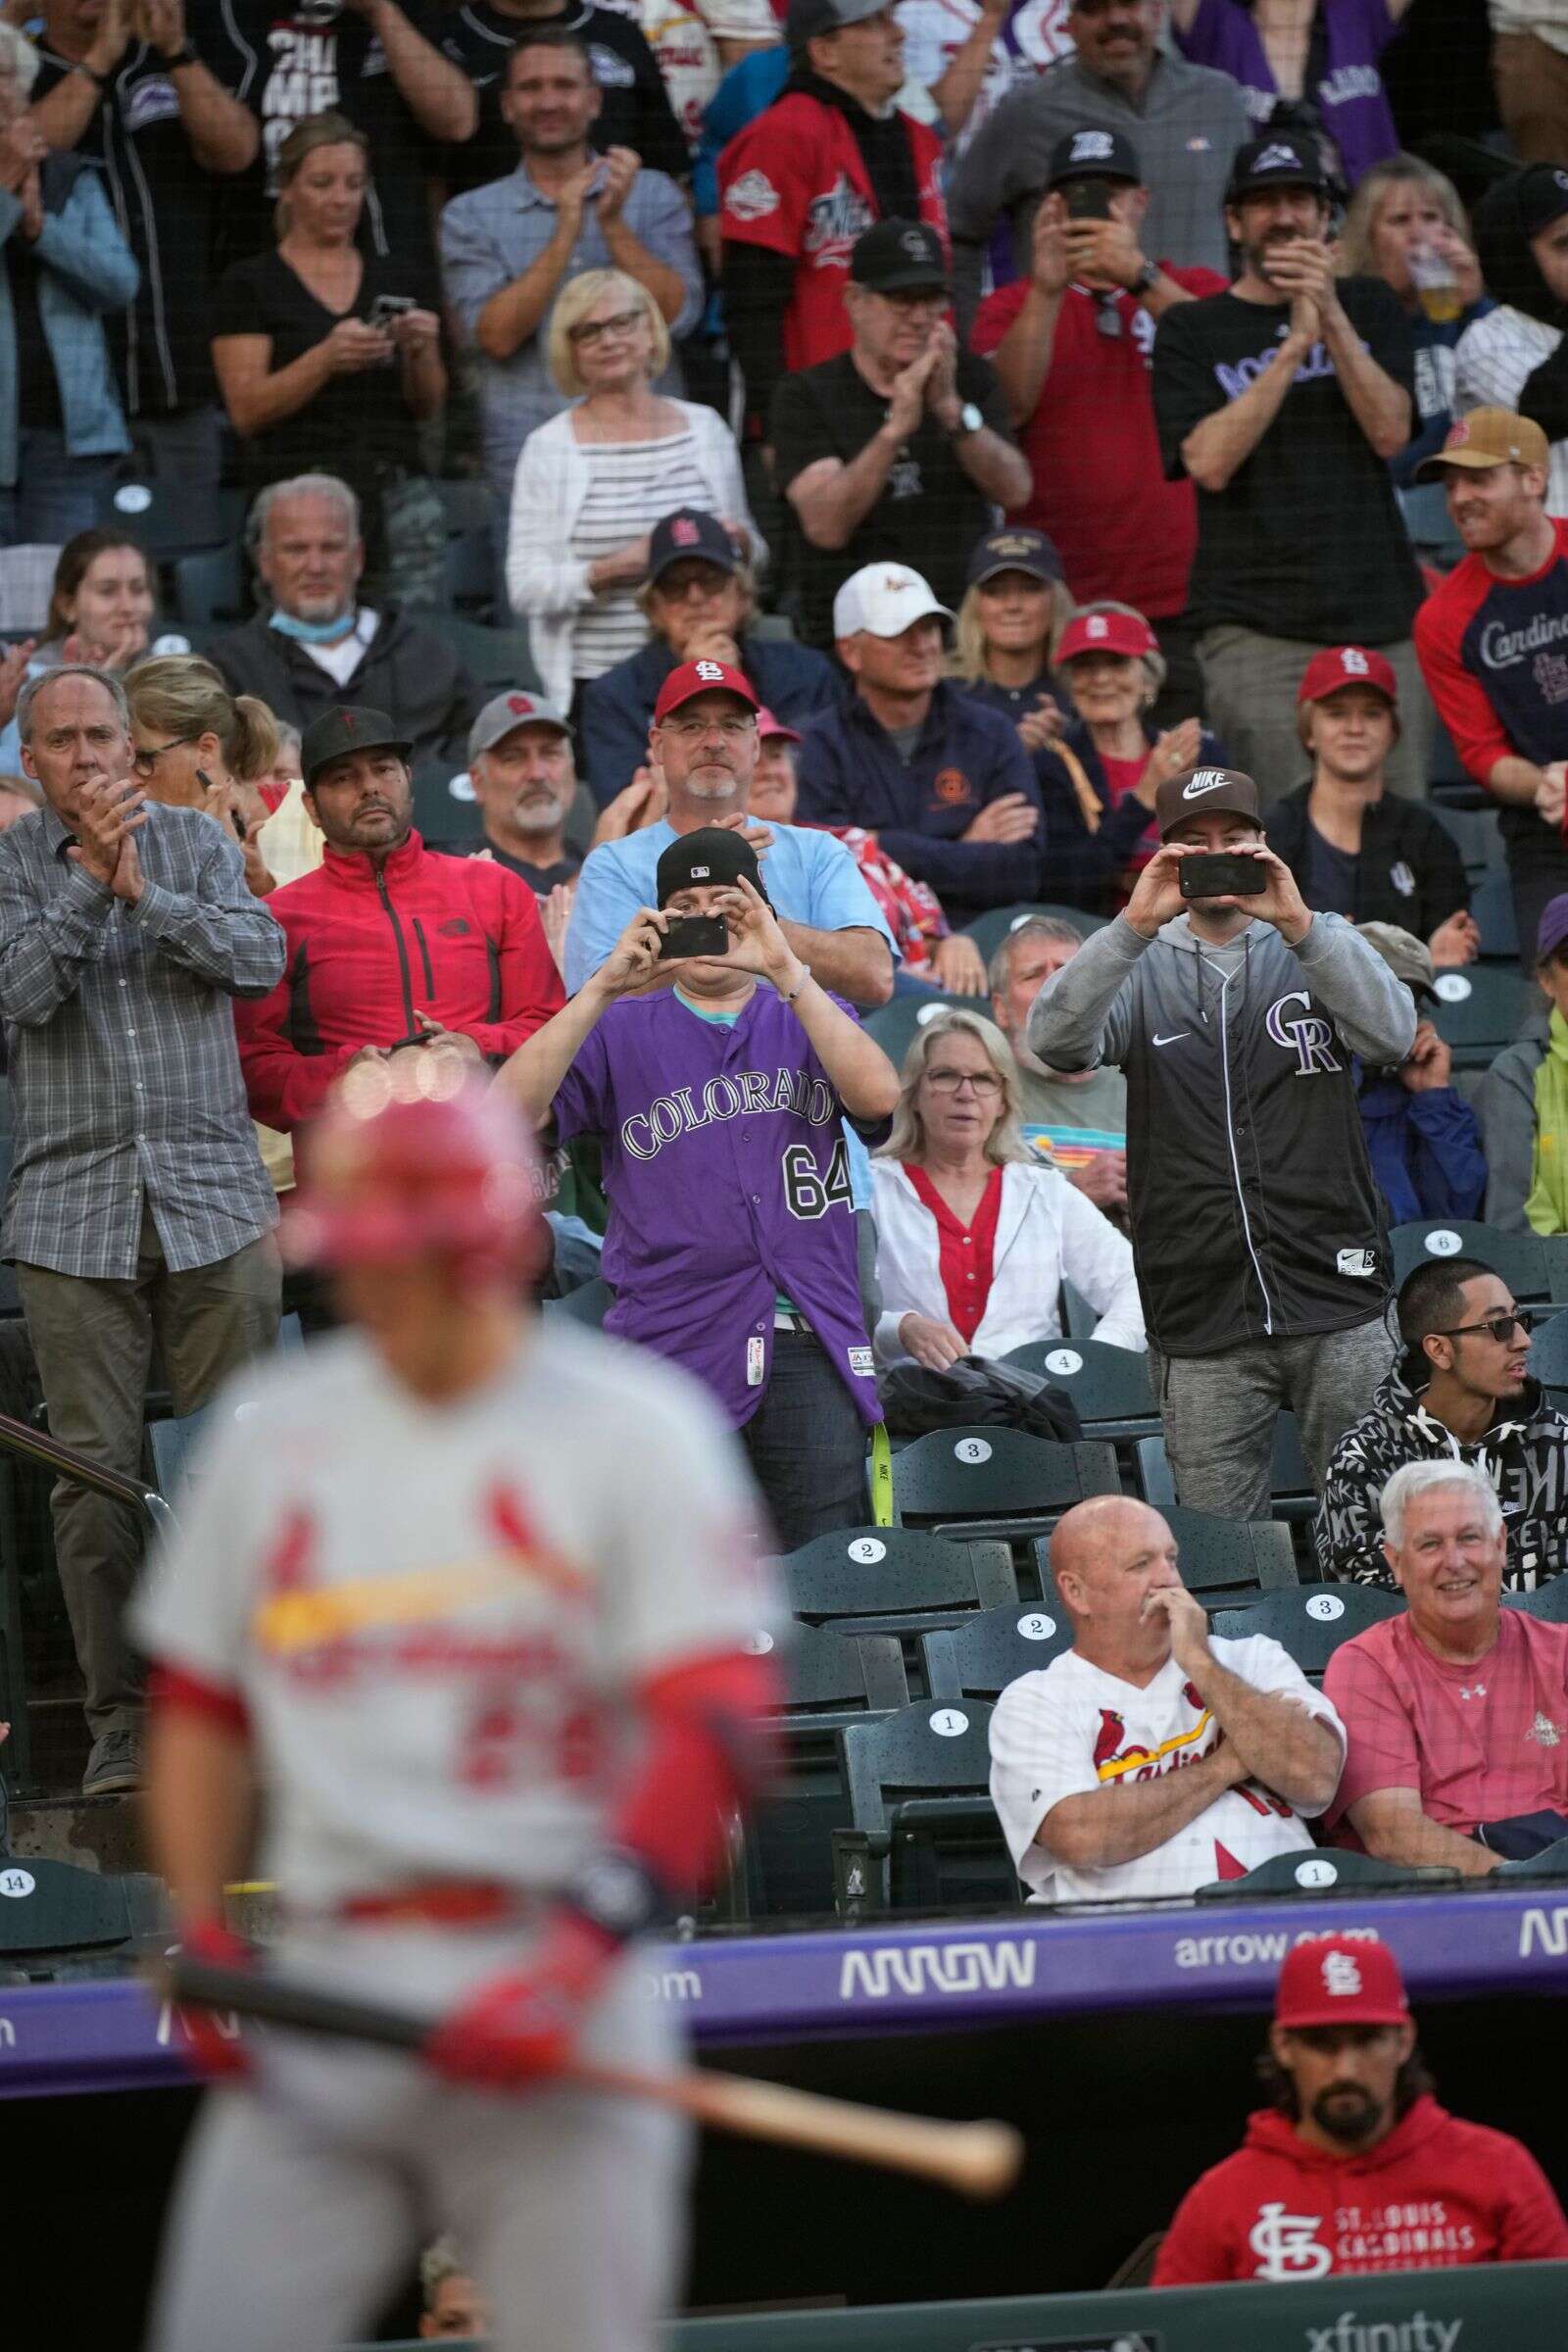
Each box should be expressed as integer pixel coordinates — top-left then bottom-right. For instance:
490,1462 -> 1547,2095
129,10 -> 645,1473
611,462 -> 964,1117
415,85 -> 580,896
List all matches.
1324,1459 -> 1568,1871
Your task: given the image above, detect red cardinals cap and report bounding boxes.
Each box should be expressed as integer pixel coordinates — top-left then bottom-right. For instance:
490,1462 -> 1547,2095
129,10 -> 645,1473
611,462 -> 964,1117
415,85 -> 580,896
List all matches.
1274,1936 -> 1411,2030
653,659 -> 760,722
757,706 -> 802,745
1054,607 -> 1159,666
1298,646 -> 1398,708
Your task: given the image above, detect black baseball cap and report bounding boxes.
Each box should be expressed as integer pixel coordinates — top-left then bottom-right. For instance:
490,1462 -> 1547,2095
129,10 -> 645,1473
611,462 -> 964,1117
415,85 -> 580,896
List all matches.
300,705 -> 411,790
648,508 -> 740,585
1225,134 -> 1328,203
850,219 -> 949,295
1048,125 -> 1142,189
967,527 -> 1063,589
656,824 -> 769,907
1513,163 -> 1568,242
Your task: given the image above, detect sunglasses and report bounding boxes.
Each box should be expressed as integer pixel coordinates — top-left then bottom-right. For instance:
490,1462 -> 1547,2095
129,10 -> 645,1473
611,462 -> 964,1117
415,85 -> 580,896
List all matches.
1434,1312 -> 1529,1344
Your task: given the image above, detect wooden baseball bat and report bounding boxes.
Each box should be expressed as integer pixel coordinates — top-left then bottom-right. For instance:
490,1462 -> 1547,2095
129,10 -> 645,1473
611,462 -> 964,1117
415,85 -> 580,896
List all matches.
153,1953 -> 1024,2201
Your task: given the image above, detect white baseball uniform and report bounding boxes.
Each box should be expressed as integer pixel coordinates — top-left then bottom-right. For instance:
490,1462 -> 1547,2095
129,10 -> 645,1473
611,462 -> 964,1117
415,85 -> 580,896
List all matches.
132,1319 -> 773,2352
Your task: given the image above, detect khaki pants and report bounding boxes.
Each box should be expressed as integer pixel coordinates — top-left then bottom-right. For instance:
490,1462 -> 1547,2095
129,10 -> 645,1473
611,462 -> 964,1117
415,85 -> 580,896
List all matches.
17,1207 -> 280,1737
1197,625 -> 1434,805
1494,30 -> 1568,165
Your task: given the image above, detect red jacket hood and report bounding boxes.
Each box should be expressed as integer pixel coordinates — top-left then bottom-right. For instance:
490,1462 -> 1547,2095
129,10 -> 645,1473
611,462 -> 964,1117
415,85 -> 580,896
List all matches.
1244,2093 -> 1448,2176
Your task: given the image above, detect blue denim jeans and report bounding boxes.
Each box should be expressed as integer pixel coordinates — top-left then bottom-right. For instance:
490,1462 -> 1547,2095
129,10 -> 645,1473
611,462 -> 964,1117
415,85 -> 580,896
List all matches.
0,431 -> 121,543
741,1328 -> 870,1552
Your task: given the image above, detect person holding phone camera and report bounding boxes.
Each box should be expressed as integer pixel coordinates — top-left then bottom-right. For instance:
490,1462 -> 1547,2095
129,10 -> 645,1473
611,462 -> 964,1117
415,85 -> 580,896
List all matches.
1029,761 -> 1415,1520
502,825 -> 900,1546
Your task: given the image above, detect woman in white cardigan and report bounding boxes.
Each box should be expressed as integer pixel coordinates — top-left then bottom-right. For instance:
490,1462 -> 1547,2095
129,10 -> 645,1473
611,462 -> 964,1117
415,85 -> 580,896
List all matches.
872,1009 -> 1145,1366
506,268 -> 763,712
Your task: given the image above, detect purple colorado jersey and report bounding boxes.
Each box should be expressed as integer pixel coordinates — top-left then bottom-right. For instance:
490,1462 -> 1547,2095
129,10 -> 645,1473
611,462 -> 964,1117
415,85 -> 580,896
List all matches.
551,988 -> 883,1430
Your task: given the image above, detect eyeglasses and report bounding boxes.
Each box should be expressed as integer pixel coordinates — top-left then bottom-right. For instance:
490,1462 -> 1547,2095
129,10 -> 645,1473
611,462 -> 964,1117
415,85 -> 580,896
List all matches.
662,713 -> 755,743
1434,1312 -> 1528,1344
924,1068 -> 1004,1096
568,307 -> 644,348
132,732 -> 200,775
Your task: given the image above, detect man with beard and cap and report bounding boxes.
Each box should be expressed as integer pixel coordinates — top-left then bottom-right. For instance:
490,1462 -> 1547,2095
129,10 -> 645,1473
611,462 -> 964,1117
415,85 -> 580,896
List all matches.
1152,135 -> 1428,803
1316,1253 -> 1568,1590
462,691 -> 582,900
502,822 -> 901,1546
1154,1934 -> 1568,2282
235,707 -> 564,1132
1029,762 -> 1414,1519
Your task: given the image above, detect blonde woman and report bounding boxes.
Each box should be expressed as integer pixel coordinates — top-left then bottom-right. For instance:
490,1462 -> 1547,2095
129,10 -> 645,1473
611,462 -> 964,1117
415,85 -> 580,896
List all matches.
951,526 -> 1074,757
124,655 -> 284,900
1339,156 -> 1490,488
211,111 -> 447,605
506,269 -> 762,713
872,1009 -> 1144,1368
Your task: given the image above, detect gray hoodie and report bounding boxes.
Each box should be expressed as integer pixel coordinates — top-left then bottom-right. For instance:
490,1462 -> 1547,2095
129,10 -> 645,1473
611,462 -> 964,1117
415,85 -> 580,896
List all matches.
1029,910 -> 1416,1354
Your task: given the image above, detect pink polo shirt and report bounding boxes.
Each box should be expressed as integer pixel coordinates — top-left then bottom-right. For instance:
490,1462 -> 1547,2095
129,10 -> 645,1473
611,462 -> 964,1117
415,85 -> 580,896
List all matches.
1324,1610 -> 1568,1837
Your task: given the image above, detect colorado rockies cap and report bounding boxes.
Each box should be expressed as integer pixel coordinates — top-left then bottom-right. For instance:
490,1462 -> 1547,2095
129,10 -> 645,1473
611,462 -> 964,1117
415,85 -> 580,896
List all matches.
1047,124 -> 1142,189
300,706 -> 411,791
1225,133 -> 1327,203
656,823 -> 769,906
1412,406 -> 1550,481
1153,764 -> 1260,840
648,507 -> 741,585
653,658 -> 760,722
1055,606 -> 1159,666
467,689 -> 572,764
1356,922 -> 1438,1004
966,526 -> 1063,589
833,562 -> 953,642
850,219 -> 950,295
1274,1935 -> 1410,2030
1538,894 -> 1568,965
786,0 -> 887,49
1297,646 -> 1398,707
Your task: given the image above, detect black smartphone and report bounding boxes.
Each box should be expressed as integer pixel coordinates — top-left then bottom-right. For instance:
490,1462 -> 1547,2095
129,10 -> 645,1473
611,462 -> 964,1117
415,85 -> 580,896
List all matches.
1178,852 -> 1268,900
658,914 -> 728,960
368,294 -> 415,331
1064,178 -> 1114,222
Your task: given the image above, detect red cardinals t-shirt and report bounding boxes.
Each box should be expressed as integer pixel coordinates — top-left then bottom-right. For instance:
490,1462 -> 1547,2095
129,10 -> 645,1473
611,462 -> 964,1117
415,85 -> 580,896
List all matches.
971,269 -> 1224,619
718,91 -> 948,373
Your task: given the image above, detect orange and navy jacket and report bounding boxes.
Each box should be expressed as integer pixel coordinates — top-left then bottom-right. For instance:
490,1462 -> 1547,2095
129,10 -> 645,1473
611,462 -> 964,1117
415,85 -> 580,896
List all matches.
235,831 -> 564,1132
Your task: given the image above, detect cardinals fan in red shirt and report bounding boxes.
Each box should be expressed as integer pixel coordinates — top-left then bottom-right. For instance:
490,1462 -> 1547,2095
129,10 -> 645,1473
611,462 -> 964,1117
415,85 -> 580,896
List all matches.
1154,1936 -> 1568,2284
132,1062 -> 780,2352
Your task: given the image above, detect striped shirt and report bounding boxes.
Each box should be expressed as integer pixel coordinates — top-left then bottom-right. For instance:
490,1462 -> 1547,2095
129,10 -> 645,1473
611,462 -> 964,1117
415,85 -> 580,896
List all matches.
568,431 -> 711,678
1454,305 -> 1568,518
0,803 -> 284,1279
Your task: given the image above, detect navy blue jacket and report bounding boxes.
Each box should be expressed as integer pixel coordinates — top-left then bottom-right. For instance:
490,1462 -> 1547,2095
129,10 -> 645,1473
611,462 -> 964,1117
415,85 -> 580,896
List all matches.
1034,715 -> 1225,913
793,681 -> 1044,924
579,631 -> 842,805
1358,1073 -> 1487,1225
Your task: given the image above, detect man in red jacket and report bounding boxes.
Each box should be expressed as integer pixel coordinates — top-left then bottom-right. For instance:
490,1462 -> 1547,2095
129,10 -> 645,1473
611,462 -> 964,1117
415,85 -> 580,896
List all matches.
236,708 -> 564,1132
1154,1935 -> 1568,2283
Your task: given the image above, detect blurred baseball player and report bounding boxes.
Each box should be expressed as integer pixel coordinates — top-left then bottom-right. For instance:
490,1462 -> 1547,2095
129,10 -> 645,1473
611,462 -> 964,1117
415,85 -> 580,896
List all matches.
134,1065 -> 779,2352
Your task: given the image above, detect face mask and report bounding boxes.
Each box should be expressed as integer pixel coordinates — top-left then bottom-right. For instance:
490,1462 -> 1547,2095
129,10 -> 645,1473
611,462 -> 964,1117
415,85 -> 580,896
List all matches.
270,608 -> 356,646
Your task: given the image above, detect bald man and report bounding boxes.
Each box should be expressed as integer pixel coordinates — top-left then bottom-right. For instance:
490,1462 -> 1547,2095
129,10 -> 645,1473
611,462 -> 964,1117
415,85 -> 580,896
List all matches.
989,1499 -> 1347,1902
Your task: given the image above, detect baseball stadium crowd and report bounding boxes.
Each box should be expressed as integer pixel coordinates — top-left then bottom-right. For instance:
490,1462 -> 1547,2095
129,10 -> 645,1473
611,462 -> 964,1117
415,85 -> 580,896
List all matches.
11,0 -> 1568,2309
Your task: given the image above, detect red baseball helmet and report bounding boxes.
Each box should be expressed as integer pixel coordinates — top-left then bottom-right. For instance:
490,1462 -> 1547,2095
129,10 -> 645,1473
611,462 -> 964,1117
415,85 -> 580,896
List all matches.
284,1065 -> 548,1282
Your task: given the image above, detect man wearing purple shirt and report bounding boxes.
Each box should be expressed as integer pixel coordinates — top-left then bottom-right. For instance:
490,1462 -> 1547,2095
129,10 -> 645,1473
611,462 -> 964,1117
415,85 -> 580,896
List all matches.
1171,0 -> 1411,189
501,823 -> 901,1548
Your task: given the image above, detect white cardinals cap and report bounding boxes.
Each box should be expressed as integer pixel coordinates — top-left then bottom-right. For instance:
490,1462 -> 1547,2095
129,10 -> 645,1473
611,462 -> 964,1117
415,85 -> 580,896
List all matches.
833,563 -> 954,643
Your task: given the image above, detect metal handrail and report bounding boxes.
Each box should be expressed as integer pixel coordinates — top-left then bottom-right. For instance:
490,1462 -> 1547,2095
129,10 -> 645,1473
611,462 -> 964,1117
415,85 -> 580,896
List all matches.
0,1406 -> 176,1538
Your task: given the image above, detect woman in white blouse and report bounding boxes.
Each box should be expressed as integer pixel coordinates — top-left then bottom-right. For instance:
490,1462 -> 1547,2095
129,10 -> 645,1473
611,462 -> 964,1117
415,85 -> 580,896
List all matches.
871,1009 -> 1144,1366
506,269 -> 763,711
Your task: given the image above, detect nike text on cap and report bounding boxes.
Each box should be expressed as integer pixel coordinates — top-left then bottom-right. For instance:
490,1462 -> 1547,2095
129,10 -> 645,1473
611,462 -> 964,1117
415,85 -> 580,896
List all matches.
1412,405 -> 1550,482
1274,1934 -> 1411,2030
653,658 -> 761,722
1297,645 -> 1398,707
833,562 -> 955,642
1153,765 -> 1260,840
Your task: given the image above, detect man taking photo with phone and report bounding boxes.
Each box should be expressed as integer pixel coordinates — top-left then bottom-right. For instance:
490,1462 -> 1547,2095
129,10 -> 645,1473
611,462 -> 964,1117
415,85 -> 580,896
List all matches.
1029,765 -> 1416,1518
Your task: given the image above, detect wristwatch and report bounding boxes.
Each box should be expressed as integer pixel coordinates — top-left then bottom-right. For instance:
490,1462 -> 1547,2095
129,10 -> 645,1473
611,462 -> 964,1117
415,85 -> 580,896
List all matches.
949,401 -> 983,440
1128,261 -> 1159,300
164,44 -> 200,69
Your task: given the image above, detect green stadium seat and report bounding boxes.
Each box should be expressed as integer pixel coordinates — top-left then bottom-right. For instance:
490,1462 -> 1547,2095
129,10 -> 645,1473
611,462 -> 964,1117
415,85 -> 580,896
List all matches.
922,1601 -> 1072,1701
764,1620 -> 910,1726
959,903 -> 1107,965
1001,1337 -> 1156,1438
1544,1239 -> 1568,1307
1197,1844 -> 1460,1899
172,542 -> 244,630
890,1428 -> 1119,1545
1493,1834 -> 1568,1880
1036,1508 -> 1298,1609
746,1622 -> 910,1918
1528,1306 -> 1568,1397
832,1698 -> 1012,1914
1390,1218 -> 1549,1300
1060,1280 -> 1097,1341
782,1526 -> 1018,1638
1135,1417 -> 1316,1521
1428,963 -> 1538,1067
411,761 -> 484,846
1209,1582 -> 1405,1679
1469,870 -> 1518,961
1512,1575 -> 1568,1624
0,1854 -> 169,1954
862,990 -> 973,1071
424,613 -> 542,694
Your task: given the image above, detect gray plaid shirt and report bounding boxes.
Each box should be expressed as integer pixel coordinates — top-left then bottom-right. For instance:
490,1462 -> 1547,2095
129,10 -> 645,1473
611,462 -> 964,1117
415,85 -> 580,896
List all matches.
0,802 -> 285,1279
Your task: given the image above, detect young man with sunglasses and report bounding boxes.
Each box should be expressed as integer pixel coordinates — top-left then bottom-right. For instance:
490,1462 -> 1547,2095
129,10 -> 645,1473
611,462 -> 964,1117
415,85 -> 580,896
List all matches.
1316,1254 -> 1568,1590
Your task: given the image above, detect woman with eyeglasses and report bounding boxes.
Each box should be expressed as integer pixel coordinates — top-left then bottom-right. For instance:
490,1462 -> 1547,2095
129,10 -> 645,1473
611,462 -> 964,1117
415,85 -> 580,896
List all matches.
506,269 -> 762,721
123,655 -> 286,901
871,1008 -> 1144,1373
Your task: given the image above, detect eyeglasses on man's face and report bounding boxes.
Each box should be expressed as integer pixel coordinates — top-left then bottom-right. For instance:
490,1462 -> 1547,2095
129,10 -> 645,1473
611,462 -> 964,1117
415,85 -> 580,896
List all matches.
1436,1311 -> 1528,1345
662,713 -> 755,743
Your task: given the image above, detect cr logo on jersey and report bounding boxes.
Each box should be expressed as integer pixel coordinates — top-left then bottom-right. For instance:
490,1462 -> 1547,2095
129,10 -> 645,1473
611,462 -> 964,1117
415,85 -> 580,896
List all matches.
1265,990 -> 1342,1077
1248,2202 -> 1333,2281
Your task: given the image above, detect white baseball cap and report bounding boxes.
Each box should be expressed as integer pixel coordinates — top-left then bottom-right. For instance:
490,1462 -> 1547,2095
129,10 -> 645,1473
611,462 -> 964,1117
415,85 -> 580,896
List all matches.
832,563 -> 954,643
